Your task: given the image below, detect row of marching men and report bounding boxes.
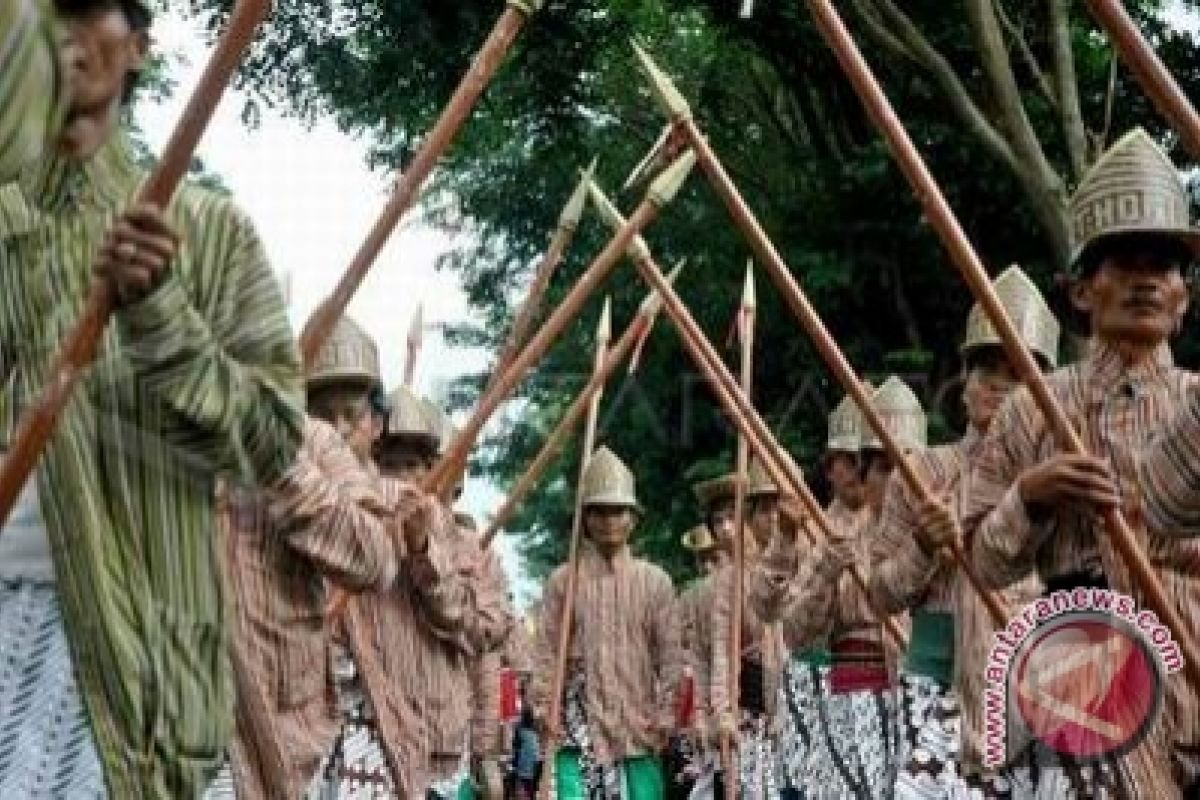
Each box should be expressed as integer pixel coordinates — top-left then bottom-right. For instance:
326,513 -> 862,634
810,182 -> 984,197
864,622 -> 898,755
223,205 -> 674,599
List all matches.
529,128 -> 1200,800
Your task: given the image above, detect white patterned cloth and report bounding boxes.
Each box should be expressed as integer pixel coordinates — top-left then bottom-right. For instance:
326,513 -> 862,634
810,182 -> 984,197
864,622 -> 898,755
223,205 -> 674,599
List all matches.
735,714 -> 778,800
805,687 -> 901,800
0,580 -> 107,799
775,657 -> 836,796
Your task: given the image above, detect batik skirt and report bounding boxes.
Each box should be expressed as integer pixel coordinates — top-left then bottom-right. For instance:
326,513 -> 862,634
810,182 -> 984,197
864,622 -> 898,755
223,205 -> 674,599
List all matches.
0,579 -> 107,799
805,687 -> 901,800
775,655 -> 836,797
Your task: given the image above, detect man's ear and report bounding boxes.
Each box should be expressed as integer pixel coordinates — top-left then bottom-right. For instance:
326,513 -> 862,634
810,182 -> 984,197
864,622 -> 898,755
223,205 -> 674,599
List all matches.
1069,277 -> 1093,318
368,415 -> 385,443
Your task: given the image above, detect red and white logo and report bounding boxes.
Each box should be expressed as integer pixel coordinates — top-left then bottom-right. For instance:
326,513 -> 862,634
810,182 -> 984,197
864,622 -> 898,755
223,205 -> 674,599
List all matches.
1009,612 -> 1162,761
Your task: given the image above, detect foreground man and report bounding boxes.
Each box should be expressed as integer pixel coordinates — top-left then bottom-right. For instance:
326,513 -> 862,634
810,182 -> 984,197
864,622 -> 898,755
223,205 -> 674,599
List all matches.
753,377 -> 922,799
0,0 -> 304,795
0,0 -> 67,180
533,447 -> 684,800
868,267 -> 1059,798
964,127 -> 1198,797
215,316 -> 400,799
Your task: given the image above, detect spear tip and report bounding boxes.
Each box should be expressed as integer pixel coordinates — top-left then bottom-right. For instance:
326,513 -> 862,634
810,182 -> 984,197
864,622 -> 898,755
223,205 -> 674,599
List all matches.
587,179 -> 652,262
639,258 -> 686,315
630,40 -> 692,121
506,0 -> 545,15
647,150 -> 696,206
597,296 -> 613,344
560,157 -> 597,232
742,261 -> 757,310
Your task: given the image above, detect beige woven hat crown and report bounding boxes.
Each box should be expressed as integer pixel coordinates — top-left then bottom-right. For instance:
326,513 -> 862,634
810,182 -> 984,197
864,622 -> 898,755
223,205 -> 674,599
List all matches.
961,265 -> 1060,369
746,458 -> 777,499
827,386 -> 870,453
383,385 -> 440,450
580,446 -> 639,509
681,524 -> 718,553
307,315 -> 381,390
692,473 -> 738,509
1069,127 -> 1200,269
861,376 -> 927,452
419,396 -> 459,455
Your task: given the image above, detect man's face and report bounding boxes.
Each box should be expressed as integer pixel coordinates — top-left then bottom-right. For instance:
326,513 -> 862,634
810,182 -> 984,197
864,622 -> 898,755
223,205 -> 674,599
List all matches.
862,452 -> 893,514
375,440 -> 433,483
584,505 -> 635,551
963,353 -> 1020,434
708,498 -> 736,547
825,452 -> 864,509
746,494 -> 778,549
307,383 -> 381,463
58,6 -> 148,159
1072,250 -> 1190,347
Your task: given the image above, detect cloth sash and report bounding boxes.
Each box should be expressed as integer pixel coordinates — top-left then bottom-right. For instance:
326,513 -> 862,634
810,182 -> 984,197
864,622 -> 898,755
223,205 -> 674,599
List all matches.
903,610 -> 954,685
829,634 -> 888,695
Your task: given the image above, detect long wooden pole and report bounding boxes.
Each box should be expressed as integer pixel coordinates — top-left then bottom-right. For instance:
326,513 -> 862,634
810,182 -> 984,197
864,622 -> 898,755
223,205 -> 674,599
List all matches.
442,161 -> 596,492
326,154 -> 695,617
0,0 -> 273,531
726,265 -> 755,800
1085,0 -> 1200,158
479,266 -> 677,550
632,44 -> 1008,628
540,301 -> 611,800
299,0 -> 541,367
804,0 -> 1200,688
588,182 -> 907,648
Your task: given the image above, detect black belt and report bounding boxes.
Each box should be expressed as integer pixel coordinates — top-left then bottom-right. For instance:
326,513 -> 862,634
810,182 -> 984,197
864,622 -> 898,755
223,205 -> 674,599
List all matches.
1043,570 -> 1108,595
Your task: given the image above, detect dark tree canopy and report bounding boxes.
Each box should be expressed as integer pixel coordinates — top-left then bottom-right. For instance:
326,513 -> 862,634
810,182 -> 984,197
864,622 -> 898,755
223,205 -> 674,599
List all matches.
181,0 -> 1200,584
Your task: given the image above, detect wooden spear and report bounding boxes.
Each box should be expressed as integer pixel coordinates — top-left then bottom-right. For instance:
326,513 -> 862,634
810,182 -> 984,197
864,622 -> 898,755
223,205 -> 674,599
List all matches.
479,265 -> 680,550
803,0 -> 1200,688
326,154 -> 695,617
0,0 -> 274,530
725,264 -> 756,800
631,43 -> 1008,628
1085,0 -> 1200,158
440,160 -> 597,492
588,181 -> 908,648
299,0 -> 545,367
539,299 -> 612,800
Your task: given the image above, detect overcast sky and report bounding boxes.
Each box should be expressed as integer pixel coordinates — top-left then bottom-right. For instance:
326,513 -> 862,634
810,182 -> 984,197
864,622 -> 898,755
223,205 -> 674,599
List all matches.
135,10 -> 535,605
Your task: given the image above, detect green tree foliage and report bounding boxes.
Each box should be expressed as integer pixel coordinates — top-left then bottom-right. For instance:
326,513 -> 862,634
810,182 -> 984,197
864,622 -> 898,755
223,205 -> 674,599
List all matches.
182,0 -> 1200,585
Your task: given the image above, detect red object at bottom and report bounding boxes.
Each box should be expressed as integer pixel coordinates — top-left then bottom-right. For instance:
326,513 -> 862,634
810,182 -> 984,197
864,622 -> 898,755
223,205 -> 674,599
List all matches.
676,671 -> 696,728
499,668 -> 519,721
830,636 -> 890,694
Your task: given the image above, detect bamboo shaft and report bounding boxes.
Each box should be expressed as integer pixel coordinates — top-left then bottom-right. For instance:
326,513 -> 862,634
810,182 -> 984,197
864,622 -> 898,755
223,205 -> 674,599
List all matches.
807,0 -> 1200,688
299,5 -> 532,368
0,0 -> 273,531
1086,0 -> 1200,159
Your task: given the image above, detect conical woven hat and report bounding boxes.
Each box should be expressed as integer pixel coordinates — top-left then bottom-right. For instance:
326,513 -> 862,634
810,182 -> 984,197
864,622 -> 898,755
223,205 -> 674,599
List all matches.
962,266 -> 1061,369
681,524 -> 718,553
307,314 -> 381,390
827,387 -> 869,453
746,458 -> 777,499
861,376 -> 926,452
1069,127 -> 1200,269
419,396 -> 459,455
580,446 -> 639,508
692,472 -> 738,509
383,385 -> 440,450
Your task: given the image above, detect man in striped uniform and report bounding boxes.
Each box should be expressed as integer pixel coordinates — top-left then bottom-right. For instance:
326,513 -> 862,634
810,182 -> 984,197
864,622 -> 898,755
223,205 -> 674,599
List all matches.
0,0 -> 305,795
867,267 -> 1059,798
962,127 -> 1198,797
353,384 -> 511,798
213,315 -> 404,799
672,523 -> 726,799
752,377 -> 921,799
532,447 -> 684,800
711,461 -> 785,800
